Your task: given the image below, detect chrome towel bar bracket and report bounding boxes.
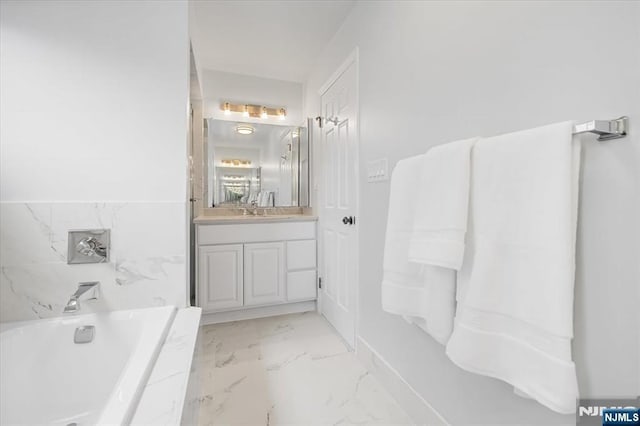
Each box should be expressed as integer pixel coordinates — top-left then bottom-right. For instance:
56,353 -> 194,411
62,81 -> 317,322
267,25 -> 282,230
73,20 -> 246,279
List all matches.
573,116 -> 628,141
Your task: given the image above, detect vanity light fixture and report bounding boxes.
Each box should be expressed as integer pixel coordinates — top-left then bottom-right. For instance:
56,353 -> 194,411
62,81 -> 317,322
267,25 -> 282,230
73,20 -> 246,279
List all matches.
221,159 -> 252,166
220,102 -> 286,120
235,125 -> 254,135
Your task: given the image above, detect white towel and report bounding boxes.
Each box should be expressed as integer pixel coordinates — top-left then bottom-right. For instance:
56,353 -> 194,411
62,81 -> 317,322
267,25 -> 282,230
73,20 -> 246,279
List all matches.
381,155 -> 457,344
445,121 -> 581,414
408,138 -> 478,270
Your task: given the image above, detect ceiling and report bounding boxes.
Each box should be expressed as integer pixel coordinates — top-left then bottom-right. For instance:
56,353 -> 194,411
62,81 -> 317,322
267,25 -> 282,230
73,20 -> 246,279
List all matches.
189,0 -> 355,83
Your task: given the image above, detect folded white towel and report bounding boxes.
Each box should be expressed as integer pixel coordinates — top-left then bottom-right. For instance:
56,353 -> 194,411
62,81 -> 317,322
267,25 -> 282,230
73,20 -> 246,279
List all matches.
445,121 -> 580,414
381,155 -> 457,344
408,138 -> 478,270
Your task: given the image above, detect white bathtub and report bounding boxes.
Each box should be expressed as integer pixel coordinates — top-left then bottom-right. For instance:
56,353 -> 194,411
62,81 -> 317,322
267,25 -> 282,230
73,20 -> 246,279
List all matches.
0,306 -> 176,426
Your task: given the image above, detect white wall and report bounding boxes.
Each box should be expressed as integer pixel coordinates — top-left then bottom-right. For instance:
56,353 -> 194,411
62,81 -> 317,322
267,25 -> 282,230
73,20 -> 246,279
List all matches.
306,2 -> 640,424
1,1 -> 189,202
0,0 -> 190,321
200,69 -> 304,126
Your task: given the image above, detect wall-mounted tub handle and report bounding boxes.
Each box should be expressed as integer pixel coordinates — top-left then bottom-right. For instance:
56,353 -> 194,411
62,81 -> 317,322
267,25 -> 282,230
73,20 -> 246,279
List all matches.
76,237 -> 107,259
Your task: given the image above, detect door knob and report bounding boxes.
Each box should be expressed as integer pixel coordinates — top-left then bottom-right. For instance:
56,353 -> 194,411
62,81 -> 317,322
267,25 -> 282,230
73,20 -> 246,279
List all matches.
342,216 -> 355,225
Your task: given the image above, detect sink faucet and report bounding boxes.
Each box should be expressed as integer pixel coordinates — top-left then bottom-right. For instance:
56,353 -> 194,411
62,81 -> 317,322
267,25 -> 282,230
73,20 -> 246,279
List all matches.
63,281 -> 100,313
241,201 -> 259,216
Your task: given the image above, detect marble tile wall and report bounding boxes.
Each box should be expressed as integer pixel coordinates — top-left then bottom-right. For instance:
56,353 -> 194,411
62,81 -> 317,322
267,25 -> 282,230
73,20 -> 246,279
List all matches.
0,202 -> 187,322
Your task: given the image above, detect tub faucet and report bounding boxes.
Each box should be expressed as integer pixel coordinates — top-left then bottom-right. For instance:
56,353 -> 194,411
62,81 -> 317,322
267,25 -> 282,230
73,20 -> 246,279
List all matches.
63,281 -> 100,313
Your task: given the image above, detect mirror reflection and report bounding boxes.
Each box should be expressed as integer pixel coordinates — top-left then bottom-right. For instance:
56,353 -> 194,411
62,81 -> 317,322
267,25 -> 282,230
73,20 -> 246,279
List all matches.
206,119 -> 308,208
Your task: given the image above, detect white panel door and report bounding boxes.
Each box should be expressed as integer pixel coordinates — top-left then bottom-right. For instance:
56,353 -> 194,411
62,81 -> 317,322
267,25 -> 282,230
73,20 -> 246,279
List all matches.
319,57 -> 358,348
244,242 -> 286,306
198,244 -> 243,312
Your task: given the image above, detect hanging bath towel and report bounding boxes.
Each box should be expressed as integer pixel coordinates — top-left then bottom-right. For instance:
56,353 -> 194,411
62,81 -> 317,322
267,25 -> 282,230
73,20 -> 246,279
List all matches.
446,121 -> 581,414
382,137 -> 478,344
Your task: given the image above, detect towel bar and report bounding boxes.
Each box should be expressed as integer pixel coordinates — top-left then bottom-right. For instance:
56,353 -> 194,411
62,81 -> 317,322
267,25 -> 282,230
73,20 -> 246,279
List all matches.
573,116 -> 628,141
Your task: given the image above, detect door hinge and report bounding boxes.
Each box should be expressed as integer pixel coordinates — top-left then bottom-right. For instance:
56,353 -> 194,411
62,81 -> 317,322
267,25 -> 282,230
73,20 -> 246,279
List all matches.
318,277 -> 322,289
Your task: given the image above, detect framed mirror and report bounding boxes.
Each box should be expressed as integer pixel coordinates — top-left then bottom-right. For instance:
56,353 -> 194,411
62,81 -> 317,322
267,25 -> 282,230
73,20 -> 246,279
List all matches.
205,119 -> 309,208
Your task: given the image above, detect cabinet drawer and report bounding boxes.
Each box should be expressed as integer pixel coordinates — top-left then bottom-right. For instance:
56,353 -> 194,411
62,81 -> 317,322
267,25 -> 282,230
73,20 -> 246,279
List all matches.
198,221 -> 316,245
287,270 -> 317,301
286,240 -> 316,270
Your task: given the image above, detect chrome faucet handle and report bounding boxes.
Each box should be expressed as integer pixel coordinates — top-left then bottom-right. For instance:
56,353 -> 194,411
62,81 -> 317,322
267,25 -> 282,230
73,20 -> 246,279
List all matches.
76,237 -> 107,260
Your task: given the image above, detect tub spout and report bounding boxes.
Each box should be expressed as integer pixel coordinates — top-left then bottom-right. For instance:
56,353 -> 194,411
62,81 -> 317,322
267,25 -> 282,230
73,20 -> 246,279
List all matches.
63,281 -> 100,313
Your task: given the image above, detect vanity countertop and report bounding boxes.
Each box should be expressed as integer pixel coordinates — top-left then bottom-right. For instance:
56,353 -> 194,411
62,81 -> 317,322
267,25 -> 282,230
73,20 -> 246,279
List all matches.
193,214 -> 318,225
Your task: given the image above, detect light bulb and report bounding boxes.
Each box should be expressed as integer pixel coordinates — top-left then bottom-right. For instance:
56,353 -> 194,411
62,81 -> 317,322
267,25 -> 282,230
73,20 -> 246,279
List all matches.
261,106 -> 268,119
279,108 -> 286,121
243,105 -> 249,118
223,102 -> 231,116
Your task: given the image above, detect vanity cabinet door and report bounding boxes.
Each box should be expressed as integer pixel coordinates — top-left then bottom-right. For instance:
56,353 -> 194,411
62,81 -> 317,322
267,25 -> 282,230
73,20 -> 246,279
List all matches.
244,242 -> 286,306
198,244 -> 244,312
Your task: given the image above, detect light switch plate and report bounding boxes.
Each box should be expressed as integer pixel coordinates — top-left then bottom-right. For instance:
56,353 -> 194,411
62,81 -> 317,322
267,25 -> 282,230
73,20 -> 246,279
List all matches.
367,158 -> 389,182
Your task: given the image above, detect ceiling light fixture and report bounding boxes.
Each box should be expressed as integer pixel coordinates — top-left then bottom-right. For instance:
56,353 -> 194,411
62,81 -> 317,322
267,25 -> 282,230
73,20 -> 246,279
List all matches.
235,124 -> 254,135
223,102 -> 231,116
242,105 -> 249,118
278,108 -> 286,121
261,106 -> 268,119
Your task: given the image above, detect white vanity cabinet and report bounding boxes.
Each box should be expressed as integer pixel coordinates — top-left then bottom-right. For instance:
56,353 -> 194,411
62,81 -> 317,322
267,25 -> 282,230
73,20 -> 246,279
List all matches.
196,219 -> 317,318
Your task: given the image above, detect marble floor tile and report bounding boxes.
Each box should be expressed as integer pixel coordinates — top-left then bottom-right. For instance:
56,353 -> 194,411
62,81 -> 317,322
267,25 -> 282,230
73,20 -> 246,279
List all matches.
191,312 -> 412,425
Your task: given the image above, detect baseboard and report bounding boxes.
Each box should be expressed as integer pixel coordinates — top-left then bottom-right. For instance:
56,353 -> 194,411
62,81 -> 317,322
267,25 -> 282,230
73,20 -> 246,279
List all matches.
356,336 -> 450,426
200,300 -> 317,325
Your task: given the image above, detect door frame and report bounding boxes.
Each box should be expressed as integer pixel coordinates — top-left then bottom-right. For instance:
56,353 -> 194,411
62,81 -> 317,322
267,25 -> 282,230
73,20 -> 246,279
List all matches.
317,47 -> 360,349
